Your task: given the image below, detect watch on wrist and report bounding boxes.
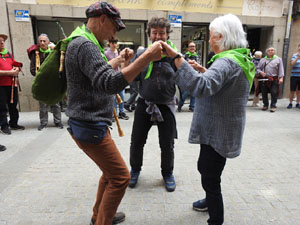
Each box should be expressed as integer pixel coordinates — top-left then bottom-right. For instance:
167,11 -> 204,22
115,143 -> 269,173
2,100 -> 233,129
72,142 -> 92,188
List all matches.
172,53 -> 183,61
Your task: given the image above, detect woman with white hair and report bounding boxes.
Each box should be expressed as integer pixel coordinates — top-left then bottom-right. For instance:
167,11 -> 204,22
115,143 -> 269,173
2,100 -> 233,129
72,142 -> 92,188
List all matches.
161,14 -> 255,225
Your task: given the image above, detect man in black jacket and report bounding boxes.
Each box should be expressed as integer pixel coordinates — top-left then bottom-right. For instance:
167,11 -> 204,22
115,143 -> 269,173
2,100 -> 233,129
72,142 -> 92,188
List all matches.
128,17 -> 178,192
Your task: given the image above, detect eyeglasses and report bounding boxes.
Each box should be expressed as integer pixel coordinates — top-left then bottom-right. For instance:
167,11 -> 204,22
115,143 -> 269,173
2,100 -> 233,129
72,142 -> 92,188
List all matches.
189,45 -> 196,48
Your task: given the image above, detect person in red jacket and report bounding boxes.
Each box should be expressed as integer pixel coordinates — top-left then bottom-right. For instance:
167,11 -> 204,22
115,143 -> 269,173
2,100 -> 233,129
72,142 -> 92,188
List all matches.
0,34 -> 25,135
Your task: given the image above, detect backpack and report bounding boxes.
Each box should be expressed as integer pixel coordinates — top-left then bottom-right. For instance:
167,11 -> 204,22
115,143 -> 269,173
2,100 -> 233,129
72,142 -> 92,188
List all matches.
31,39 -> 70,105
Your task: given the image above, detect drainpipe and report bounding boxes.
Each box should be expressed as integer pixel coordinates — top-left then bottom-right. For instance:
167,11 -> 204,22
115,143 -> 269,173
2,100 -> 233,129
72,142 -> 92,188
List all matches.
281,0 -> 294,97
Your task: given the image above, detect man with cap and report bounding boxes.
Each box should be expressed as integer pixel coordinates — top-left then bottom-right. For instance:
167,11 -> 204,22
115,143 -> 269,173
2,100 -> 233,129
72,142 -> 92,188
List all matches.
65,2 -> 163,225
0,33 -> 24,135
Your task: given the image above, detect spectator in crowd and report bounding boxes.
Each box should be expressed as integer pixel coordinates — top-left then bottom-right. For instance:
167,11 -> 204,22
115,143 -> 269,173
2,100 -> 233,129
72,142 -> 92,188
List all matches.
177,41 -> 199,112
0,33 -> 24,135
257,47 -> 284,112
29,34 -> 64,130
287,44 -> 300,109
252,50 -> 263,107
105,39 -> 129,120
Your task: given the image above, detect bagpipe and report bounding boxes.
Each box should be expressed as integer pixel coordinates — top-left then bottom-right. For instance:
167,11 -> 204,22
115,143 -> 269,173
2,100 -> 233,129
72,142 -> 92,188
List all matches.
11,61 -> 24,103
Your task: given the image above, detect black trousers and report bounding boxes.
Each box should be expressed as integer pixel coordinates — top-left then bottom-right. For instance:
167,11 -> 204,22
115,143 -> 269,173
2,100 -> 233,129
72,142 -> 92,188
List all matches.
260,80 -> 278,108
0,86 -> 19,128
130,98 -> 176,177
198,144 -> 226,225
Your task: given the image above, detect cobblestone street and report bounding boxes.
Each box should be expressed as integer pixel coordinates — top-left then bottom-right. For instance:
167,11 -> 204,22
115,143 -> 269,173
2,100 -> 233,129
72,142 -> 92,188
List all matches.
0,99 -> 300,225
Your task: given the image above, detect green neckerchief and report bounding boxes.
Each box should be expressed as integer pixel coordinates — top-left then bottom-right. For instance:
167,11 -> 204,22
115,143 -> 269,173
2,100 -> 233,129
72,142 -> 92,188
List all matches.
0,48 -> 8,60
144,40 -> 178,79
39,47 -> 51,54
208,48 -> 255,89
264,55 -> 278,60
67,24 -> 108,63
186,51 -> 198,58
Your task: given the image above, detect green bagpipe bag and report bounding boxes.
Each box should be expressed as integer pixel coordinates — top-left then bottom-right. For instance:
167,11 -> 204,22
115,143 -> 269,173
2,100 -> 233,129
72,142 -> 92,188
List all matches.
32,39 -> 69,105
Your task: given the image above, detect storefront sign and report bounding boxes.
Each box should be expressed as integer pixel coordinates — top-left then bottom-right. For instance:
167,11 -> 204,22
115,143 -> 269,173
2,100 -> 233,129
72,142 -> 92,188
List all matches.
36,0 -> 243,14
169,15 -> 182,28
14,10 -> 30,22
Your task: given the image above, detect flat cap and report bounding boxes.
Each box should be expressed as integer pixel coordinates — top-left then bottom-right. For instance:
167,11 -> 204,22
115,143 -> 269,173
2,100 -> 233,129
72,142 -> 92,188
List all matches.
86,1 -> 125,31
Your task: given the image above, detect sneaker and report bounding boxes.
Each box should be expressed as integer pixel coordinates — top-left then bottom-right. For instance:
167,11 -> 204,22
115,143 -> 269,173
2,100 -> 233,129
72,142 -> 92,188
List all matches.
163,174 -> 176,192
55,122 -> 64,129
270,108 -> 276,112
124,104 -> 132,112
262,106 -> 268,111
177,107 -> 181,112
296,103 -> 300,109
287,103 -> 292,109
129,170 -> 140,188
38,124 -> 46,131
189,107 -> 194,112
90,212 -> 126,225
193,199 -> 208,212
118,112 -> 129,120
0,145 -> 7,152
10,124 -> 25,130
1,126 -> 11,135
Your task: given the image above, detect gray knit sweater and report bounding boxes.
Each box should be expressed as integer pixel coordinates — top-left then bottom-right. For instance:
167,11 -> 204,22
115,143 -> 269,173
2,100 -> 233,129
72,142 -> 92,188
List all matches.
176,59 -> 250,158
65,37 -> 128,125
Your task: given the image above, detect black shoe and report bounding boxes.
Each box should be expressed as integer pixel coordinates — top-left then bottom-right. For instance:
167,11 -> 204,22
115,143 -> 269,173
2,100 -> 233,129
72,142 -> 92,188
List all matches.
112,212 -> 126,224
38,124 -> 46,131
129,170 -> 140,188
55,122 -> 64,129
189,107 -> 194,112
193,198 -> 208,212
1,126 -> 11,135
118,112 -> 129,120
90,212 -> 126,225
177,107 -> 181,112
124,104 -> 132,112
0,145 -> 7,152
130,104 -> 136,111
10,124 -> 25,130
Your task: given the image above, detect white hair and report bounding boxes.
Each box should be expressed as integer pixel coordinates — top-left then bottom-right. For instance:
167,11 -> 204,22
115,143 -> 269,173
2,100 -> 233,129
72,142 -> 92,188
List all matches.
254,51 -> 263,57
38,33 -> 49,41
266,47 -> 276,53
209,14 -> 248,51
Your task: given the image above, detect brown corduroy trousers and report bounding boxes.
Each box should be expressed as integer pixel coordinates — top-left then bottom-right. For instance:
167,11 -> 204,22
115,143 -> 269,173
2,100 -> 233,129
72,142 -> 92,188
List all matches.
71,129 -> 130,225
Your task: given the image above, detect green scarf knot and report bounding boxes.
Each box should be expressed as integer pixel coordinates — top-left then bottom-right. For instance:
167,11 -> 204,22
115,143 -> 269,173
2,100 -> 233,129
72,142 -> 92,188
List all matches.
208,48 -> 255,90
186,51 -> 198,58
0,48 -> 8,60
144,40 -> 178,79
264,55 -> 278,60
39,47 -> 51,54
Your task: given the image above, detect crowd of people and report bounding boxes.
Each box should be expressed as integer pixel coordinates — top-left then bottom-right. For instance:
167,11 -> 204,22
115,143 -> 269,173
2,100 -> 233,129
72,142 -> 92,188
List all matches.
1,1 -> 300,225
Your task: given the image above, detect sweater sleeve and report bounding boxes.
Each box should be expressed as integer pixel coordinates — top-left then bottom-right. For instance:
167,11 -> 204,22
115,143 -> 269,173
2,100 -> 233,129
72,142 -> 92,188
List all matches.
175,58 -> 237,98
76,40 -> 128,94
